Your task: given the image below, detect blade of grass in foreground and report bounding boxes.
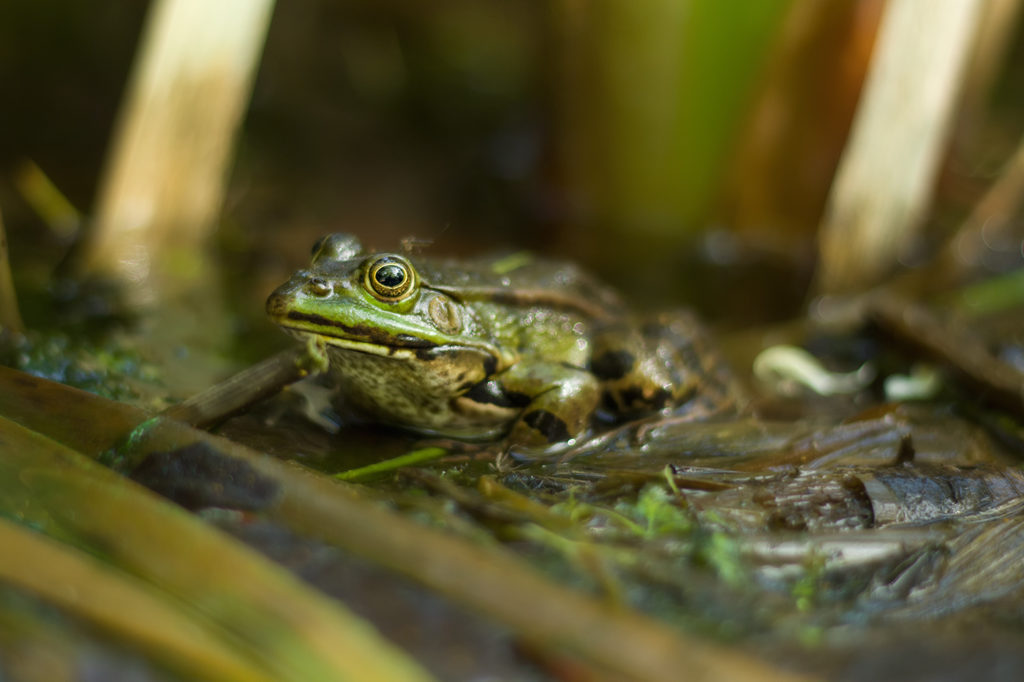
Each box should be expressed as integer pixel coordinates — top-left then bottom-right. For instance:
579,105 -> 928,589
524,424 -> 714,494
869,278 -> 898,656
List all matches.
0,517 -> 277,682
0,414 -> 435,682
0,365 -> 810,682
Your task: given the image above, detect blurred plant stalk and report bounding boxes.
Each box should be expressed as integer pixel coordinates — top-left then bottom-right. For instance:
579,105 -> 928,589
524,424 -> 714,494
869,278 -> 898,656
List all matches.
13,160 -> 82,241
726,0 -> 881,246
0,411 -> 436,682
816,0 -> 986,294
78,0 -> 274,304
553,0 -> 791,264
955,0 -> 1024,150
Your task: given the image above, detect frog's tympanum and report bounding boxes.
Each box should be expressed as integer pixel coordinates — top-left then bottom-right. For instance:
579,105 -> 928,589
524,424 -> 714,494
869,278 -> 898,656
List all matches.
266,234 -> 740,452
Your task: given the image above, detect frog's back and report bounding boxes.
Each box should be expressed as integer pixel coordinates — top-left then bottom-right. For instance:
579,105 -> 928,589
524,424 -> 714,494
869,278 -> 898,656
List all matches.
416,252 -> 625,322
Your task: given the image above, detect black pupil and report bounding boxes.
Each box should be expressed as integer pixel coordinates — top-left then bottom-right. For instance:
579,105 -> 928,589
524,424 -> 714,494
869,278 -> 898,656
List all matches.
375,263 -> 406,288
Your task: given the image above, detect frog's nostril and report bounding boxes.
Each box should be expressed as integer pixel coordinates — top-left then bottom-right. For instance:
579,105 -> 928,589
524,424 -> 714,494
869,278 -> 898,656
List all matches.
305,278 -> 332,297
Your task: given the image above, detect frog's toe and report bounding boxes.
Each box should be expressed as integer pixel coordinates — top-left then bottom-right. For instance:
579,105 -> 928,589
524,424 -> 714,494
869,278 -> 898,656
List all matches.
504,437 -> 577,462
522,409 -> 573,443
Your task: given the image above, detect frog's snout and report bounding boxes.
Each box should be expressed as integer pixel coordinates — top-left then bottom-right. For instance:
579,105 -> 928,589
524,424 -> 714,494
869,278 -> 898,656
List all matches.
265,290 -> 289,317
265,271 -> 312,317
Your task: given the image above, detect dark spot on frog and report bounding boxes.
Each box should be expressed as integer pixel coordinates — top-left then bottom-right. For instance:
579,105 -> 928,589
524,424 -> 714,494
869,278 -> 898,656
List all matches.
523,410 -> 570,443
463,380 -> 531,408
617,386 -> 644,409
590,350 -> 635,381
482,355 -> 498,377
617,386 -> 671,412
646,387 -> 671,411
130,441 -> 279,511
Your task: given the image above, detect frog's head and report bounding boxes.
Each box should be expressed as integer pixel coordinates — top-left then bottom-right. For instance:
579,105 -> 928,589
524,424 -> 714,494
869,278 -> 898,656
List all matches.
266,234 -> 509,367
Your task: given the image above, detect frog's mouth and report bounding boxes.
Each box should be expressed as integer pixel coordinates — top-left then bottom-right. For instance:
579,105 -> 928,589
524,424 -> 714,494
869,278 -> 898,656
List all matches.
278,310 -> 439,357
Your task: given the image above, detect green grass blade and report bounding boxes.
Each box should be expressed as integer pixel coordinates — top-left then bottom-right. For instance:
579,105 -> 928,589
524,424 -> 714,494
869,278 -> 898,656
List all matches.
336,446 -> 448,481
0,414 -> 436,682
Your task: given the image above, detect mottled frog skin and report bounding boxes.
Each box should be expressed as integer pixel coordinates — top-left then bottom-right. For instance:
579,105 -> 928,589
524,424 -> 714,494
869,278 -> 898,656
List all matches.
266,234 -> 739,451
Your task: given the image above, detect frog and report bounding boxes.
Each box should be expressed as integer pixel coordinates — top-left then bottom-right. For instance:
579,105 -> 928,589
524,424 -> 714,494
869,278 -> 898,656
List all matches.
265,233 -> 740,452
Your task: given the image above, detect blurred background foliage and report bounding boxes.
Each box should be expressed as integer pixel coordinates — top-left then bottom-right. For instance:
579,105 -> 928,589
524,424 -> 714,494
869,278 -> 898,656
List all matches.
0,0 -> 1021,331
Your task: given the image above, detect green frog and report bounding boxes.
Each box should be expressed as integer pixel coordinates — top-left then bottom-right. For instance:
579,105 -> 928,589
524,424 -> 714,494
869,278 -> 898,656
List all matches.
266,234 -> 740,452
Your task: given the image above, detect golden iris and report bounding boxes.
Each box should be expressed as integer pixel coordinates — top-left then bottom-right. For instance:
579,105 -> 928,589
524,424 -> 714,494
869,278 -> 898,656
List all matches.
366,256 -> 414,300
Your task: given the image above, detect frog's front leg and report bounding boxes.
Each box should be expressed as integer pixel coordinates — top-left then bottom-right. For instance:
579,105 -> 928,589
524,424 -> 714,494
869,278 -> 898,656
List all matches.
485,362 -> 600,450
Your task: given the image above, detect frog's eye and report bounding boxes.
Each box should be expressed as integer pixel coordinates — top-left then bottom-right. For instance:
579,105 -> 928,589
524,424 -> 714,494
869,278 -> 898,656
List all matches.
366,256 -> 415,300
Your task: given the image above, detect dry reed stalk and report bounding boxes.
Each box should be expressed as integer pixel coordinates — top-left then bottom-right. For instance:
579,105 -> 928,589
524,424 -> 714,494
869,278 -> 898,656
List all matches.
80,0 -> 274,303
816,0 -> 985,294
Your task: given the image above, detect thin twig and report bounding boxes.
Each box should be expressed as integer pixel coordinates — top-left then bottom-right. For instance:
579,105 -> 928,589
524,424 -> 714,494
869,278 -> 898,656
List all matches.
162,346 -> 322,428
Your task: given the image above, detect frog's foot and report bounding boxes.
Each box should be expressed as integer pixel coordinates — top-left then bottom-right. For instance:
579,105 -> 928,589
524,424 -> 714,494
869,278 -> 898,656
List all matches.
554,400 -> 737,461
633,397 -> 739,442
283,378 -> 343,433
502,432 -> 590,466
551,416 -> 663,461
